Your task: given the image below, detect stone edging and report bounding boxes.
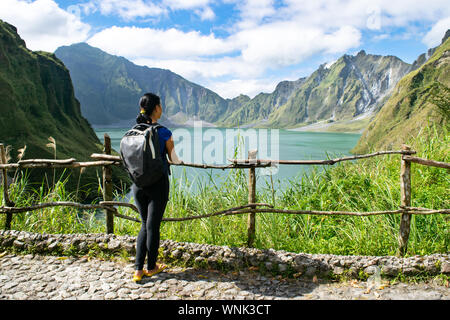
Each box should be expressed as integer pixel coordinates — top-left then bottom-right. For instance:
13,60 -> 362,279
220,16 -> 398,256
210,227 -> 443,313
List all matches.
1,230 -> 448,279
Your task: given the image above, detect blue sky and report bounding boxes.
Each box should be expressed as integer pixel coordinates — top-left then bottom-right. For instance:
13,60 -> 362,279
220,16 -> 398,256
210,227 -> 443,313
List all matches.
1,0 -> 449,98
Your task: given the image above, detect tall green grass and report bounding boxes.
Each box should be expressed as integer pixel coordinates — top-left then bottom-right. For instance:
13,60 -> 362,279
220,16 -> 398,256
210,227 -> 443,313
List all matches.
1,125 -> 448,256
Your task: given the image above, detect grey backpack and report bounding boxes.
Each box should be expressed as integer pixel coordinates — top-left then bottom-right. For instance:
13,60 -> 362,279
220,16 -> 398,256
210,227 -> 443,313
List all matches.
119,123 -> 164,188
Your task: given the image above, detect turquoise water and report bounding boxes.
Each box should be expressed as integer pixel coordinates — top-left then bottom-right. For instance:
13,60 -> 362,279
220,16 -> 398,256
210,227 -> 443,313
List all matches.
95,127 -> 361,193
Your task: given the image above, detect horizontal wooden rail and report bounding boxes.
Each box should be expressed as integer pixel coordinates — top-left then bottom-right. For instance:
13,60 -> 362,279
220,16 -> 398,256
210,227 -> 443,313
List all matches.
0,149 -> 427,171
0,201 -> 109,213
247,207 -> 450,216
109,204 -> 449,219
91,153 -> 273,169
403,156 -> 450,169
2,202 -> 447,220
18,158 -> 77,164
0,160 -> 121,170
229,149 -> 417,166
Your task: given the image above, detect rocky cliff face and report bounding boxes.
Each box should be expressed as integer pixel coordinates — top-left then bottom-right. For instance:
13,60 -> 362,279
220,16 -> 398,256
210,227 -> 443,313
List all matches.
352,33 -> 449,153
264,51 -> 412,130
0,20 -> 127,196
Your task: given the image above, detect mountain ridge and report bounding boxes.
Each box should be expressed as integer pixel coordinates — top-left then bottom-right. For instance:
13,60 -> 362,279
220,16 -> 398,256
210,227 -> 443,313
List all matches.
55,42 -> 414,132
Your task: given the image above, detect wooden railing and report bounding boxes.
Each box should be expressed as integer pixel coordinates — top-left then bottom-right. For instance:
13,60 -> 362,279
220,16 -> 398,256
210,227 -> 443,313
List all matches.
0,135 -> 449,256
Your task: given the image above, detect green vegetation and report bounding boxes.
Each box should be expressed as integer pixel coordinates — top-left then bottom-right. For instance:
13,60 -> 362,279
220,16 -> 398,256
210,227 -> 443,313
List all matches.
2,125 -> 448,257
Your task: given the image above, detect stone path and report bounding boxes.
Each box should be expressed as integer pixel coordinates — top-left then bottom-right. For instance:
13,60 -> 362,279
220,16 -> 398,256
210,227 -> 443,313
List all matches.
0,253 -> 448,300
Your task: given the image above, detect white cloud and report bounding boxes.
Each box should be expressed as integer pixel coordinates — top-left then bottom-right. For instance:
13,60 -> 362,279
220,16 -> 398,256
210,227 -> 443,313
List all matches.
232,23 -> 361,67
422,17 -> 450,47
95,0 -> 166,21
163,0 -> 214,21
233,0 -> 276,29
279,0 -> 450,30
163,0 -> 211,10
196,6 -> 215,21
88,26 -> 236,59
0,0 -> 90,52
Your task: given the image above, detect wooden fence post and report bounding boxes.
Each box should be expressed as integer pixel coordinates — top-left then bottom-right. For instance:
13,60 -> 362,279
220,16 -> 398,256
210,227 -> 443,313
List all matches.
0,144 -> 14,230
247,149 -> 257,247
102,134 -> 114,234
398,144 -> 412,256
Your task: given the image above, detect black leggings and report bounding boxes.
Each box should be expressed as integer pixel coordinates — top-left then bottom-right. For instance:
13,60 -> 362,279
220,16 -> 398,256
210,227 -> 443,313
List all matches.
132,174 -> 169,271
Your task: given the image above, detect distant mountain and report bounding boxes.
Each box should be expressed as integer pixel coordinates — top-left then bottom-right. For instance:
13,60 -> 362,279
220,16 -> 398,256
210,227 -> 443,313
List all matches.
0,20 -> 127,196
217,78 -> 307,127
55,43 -> 231,127
352,31 -> 449,153
258,51 -> 412,131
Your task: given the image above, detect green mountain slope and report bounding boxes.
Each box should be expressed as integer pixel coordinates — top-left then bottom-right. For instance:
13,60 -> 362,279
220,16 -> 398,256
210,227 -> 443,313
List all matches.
0,20 -> 127,196
352,34 -> 449,153
55,43 -> 230,126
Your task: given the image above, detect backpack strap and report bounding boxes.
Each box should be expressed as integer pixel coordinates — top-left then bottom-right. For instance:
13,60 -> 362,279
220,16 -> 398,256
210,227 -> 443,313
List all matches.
132,123 -> 150,131
151,122 -> 164,130
133,122 -> 164,131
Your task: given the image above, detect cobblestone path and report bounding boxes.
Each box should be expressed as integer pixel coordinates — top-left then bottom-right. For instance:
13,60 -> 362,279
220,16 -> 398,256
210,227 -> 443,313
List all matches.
0,253 -> 448,300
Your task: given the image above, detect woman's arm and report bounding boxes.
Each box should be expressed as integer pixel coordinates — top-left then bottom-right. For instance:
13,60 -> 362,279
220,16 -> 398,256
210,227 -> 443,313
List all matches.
165,136 -> 183,164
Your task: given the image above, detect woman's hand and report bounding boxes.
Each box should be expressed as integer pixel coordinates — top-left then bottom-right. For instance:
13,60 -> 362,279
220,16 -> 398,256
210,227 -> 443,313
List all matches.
166,136 -> 183,164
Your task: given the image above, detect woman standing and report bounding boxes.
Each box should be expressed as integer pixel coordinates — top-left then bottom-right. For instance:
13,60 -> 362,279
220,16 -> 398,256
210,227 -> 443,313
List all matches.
132,93 -> 182,282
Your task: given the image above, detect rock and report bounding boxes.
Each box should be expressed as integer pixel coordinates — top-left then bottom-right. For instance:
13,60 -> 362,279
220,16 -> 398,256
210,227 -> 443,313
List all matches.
105,292 -> 117,300
305,266 -> 316,277
172,249 -> 182,259
13,240 -> 25,249
13,292 -> 28,300
194,256 -> 205,264
48,242 -> 59,251
278,264 -> 288,272
441,261 -> 450,274
107,240 -> 121,251
140,292 -> 154,299
333,266 -> 345,275
364,265 -> 379,275
381,264 -> 399,276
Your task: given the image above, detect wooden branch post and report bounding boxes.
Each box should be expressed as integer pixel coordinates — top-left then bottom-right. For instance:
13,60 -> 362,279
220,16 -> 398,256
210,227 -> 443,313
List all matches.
398,144 -> 412,256
102,134 -> 114,234
0,144 -> 14,229
247,149 -> 257,247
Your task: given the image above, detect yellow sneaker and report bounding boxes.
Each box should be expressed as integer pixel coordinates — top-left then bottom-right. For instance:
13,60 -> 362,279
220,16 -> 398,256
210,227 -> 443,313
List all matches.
132,271 -> 143,282
144,264 -> 168,277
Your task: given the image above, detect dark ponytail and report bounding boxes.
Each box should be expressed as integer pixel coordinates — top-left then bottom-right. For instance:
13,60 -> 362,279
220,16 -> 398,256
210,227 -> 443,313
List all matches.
136,93 -> 161,124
